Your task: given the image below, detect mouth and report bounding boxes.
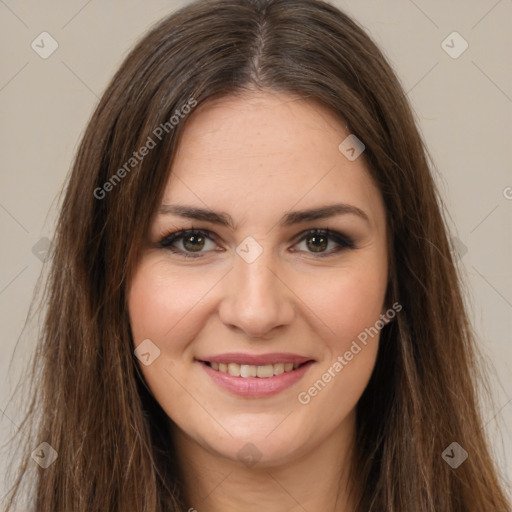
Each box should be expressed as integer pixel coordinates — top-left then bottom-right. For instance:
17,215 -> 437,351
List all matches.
203,361 -> 307,378
197,353 -> 315,397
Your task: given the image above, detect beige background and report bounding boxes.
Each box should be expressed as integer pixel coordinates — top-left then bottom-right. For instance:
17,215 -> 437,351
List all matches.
1,0 -> 511,503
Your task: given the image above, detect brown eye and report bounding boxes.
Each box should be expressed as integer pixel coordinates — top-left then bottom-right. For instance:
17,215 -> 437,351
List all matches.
305,233 -> 329,252
159,229 -> 218,258
293,229 -> 355,256
183,233 -> 206,252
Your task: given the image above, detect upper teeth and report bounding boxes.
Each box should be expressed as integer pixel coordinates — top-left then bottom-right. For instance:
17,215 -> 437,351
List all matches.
210,362 -> 300,378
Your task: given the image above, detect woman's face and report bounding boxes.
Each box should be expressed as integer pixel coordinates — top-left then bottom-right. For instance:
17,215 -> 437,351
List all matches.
128,91 -> 389,467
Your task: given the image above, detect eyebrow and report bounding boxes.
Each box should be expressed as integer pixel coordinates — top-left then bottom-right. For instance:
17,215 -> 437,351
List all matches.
158,203 -> 370,228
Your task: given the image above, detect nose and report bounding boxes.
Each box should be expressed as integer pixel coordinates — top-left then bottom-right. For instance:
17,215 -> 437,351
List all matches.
218,247 -> 295,339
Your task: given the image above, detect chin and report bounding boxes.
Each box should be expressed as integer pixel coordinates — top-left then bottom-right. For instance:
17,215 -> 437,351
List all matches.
182,411 -> 318,468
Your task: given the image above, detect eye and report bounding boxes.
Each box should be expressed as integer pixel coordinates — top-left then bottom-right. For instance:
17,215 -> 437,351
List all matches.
159,229 -> 219,258
158,227 -> 355,259
292,228 -> 355,256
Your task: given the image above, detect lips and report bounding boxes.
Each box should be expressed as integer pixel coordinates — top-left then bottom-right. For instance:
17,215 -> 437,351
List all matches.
210,360 -> 303,377
197,353 -> 314,397
200,352 -> 311,366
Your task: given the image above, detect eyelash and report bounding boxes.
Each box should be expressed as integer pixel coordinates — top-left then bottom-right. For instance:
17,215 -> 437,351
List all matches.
158,227 -> 355,259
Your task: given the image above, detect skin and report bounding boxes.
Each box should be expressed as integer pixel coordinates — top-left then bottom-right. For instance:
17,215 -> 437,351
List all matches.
128,90 -> 389,512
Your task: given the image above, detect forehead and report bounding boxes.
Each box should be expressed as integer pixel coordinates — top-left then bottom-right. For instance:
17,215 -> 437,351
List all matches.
163,91 -> 384,229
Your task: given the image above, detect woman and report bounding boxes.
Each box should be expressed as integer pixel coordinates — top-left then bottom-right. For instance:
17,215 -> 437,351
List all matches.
3,0 -> 510,510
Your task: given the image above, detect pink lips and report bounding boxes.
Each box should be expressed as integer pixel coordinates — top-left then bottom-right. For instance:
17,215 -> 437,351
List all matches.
197,353 -> 314,398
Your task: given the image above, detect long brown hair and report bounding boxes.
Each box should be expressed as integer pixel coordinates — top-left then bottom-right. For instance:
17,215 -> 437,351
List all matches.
3,0 -> 510,510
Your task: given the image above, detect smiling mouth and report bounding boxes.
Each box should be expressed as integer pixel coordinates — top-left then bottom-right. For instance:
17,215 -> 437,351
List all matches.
202,361 -> 309,378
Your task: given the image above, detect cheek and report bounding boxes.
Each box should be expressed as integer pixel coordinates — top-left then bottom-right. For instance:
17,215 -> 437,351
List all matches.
128,258 -> 218,348
127,260 -> 204,415
301,261 -> 388,350
290,258 -> 387,409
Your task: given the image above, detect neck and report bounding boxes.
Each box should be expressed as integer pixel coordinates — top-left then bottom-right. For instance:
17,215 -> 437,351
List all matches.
173,411 -> 359,512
